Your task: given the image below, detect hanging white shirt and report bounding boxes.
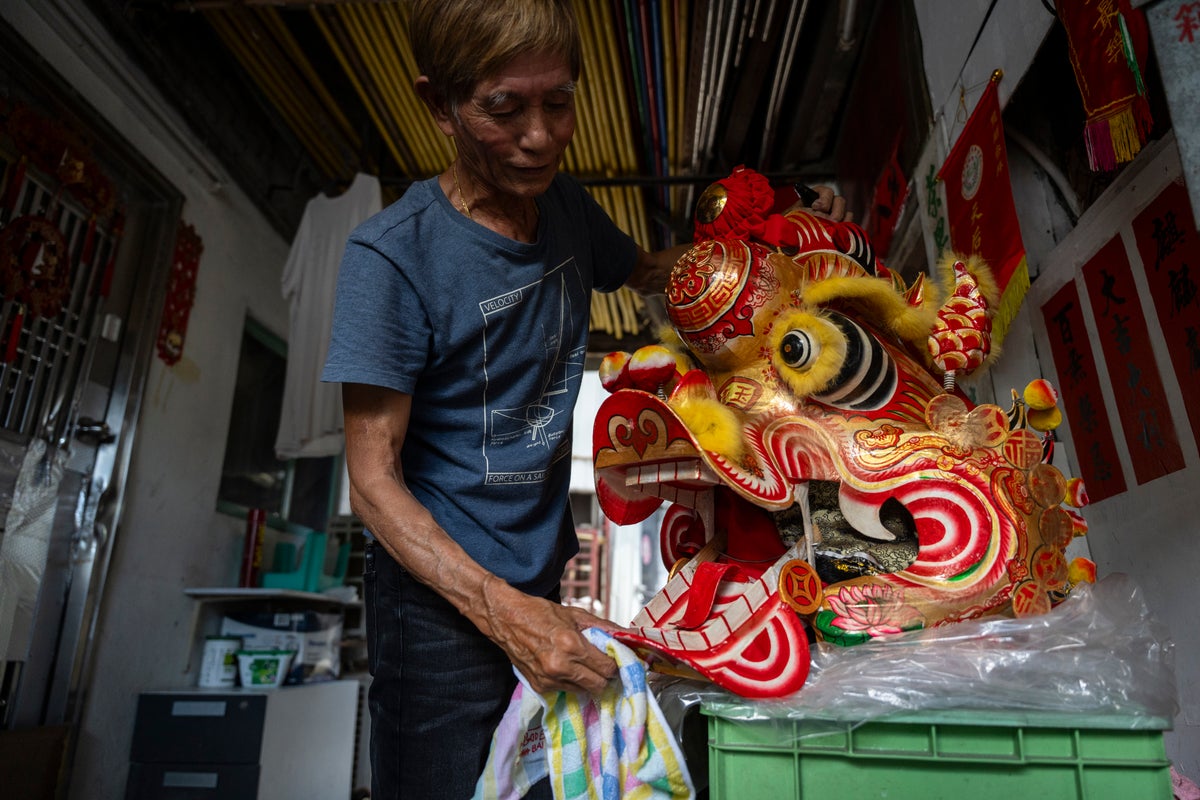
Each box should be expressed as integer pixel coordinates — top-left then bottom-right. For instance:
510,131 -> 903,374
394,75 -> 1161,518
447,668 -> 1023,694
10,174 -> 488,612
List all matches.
275,172 -> 382,459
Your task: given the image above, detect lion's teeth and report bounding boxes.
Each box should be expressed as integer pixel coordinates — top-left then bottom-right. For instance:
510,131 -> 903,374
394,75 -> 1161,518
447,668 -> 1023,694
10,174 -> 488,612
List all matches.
837,484 -> 896,541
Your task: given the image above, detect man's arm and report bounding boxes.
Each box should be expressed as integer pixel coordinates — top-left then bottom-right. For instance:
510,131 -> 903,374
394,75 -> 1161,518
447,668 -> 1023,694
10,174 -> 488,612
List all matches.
341,382 -> 618,694
625,243 -> 691,296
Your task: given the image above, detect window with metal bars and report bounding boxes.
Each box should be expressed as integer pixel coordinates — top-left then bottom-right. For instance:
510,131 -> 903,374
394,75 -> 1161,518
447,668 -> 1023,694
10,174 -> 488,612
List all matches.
0,160 -> 120,444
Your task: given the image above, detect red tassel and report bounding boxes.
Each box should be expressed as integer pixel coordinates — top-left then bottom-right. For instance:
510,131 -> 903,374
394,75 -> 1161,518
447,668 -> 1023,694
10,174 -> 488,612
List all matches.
4,307 -> 24,364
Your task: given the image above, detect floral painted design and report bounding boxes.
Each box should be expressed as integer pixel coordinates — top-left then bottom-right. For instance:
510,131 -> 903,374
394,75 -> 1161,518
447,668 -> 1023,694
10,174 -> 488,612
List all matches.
827,584 -> 923,637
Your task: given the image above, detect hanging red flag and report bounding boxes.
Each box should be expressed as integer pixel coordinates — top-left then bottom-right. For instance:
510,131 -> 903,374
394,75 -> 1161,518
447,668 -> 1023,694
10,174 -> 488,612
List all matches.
1058,0 -> 1153,172
936,71 -> 1028,349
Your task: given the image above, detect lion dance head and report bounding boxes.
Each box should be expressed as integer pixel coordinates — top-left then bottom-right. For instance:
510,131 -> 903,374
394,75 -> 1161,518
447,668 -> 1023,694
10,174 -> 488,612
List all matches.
592,167 -> 1092,697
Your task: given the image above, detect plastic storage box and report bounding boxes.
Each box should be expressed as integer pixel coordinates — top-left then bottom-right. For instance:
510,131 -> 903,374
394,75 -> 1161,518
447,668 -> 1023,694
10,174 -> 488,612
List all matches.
704,708 -> 1172,799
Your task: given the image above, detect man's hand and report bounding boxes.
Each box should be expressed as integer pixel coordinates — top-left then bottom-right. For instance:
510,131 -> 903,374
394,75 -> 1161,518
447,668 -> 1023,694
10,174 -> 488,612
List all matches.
627,242 -> 691,296
796,183 -> 849,222
808,184 -> 849,221
479,577 -> 620,694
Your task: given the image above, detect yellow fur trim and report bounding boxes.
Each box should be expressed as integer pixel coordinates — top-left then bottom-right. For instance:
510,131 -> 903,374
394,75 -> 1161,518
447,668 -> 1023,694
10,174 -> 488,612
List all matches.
656,324 -> 700,374
669,395 -> 744,460
935,251 -> 1026,374
656,322 -> 680,344
937,253 -> 1001,310
768,310 -> 848,398
801,276 -> 937,351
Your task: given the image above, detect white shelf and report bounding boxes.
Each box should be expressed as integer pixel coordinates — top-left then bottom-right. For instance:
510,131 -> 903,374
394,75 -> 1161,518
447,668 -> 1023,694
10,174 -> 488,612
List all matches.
184,587 -> 359,606
181,588 -> 360,674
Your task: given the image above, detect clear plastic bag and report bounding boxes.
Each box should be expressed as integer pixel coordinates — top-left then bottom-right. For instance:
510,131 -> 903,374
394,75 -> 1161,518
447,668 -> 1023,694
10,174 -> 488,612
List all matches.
655,573 -> 1177,729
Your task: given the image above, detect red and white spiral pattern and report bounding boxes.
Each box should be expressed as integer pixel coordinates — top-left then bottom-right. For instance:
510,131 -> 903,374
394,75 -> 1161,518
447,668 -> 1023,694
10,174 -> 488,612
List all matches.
618,580 -> 811,698
692,597 -> 810,698
885,473 -> 1012,591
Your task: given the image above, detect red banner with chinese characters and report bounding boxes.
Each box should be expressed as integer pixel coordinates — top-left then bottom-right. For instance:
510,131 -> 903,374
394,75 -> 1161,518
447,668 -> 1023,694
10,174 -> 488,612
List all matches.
156,221 -> 202,366
1058,0 -> 1153,171
866,135 -> 909,258
1132,179 -> 1200,446
1083,236 -> 1184,484
1042,281 -> 1127,501
937,72 -> 1028,349
1176,3 -> 1200,42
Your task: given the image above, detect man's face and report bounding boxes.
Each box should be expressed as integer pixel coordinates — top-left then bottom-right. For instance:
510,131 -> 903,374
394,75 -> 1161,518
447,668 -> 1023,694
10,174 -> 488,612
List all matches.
449,49 -> 576,201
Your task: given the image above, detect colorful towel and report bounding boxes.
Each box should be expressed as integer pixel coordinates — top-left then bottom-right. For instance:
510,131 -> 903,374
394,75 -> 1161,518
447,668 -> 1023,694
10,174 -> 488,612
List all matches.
474,627 -> 694,800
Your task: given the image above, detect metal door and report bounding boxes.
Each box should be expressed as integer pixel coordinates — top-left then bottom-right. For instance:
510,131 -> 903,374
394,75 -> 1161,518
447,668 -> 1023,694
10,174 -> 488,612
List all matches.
0,30 -> 180,733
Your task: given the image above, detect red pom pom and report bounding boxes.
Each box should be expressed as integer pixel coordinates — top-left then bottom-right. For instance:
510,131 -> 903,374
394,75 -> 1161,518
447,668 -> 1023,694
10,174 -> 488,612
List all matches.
694,166 -> 774,243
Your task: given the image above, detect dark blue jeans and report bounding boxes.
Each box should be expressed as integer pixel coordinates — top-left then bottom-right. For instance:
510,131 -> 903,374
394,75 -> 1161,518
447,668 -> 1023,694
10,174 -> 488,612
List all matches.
364,540 -> 553,799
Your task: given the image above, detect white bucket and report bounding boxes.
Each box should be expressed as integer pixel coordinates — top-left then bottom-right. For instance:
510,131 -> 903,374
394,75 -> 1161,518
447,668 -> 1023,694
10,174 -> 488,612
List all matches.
236,649 -> 296,690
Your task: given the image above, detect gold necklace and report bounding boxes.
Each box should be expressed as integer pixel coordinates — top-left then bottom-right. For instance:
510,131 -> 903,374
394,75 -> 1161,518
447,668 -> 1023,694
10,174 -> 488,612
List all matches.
452,161 -> 472,220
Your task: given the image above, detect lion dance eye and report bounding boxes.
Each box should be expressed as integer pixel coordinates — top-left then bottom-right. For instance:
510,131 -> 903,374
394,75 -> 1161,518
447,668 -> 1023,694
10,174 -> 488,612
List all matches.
780,330 -> 817,368
771,311 -> 899,411
812,314 -> 897,411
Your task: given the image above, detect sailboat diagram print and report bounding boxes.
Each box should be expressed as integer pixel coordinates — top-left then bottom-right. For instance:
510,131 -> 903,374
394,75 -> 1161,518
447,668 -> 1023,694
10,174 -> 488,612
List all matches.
480,258 -> 587,485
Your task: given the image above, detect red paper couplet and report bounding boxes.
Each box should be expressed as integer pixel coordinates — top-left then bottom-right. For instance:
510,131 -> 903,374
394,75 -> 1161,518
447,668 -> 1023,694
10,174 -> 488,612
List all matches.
1082,236 -> 1184,485
1131,179 -> 1200,448
1041,281 -> 1127,501
156,221 -> 202,365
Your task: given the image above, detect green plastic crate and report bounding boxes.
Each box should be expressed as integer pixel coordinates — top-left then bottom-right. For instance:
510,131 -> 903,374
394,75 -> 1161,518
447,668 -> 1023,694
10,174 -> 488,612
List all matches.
704,708 -> 1171,800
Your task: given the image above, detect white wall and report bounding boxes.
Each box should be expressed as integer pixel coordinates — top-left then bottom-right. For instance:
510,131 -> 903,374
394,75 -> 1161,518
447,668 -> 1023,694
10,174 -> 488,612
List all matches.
1,3 -> 290,798
915,0 -> 1055,156
916,4 -> 1200,778
1023,137 -> 1200,775
571,370 -> 607,494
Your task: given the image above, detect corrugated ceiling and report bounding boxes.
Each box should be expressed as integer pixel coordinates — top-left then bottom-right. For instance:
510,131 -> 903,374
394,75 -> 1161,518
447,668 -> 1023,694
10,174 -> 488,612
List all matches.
84,0 -> 888,344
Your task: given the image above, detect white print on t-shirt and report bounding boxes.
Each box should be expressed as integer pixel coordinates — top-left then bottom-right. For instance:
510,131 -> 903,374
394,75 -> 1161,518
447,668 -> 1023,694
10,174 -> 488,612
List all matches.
480,257 -> 586,486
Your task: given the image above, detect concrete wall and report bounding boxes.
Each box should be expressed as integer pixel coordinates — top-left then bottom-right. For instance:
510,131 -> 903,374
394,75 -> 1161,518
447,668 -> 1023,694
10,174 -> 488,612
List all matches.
0,3 -> 290,798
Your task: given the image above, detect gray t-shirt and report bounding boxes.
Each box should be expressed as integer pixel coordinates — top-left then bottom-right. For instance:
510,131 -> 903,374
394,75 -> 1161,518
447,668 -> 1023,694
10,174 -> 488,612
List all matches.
322,174 -> 637,594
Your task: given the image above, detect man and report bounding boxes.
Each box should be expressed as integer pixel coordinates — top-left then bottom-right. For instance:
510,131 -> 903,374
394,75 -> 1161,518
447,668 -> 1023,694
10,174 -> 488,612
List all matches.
323,2 -> 841,796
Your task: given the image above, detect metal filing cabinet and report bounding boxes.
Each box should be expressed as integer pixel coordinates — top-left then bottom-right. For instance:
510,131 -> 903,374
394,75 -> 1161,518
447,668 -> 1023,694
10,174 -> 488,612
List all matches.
125,680 -> 358,800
